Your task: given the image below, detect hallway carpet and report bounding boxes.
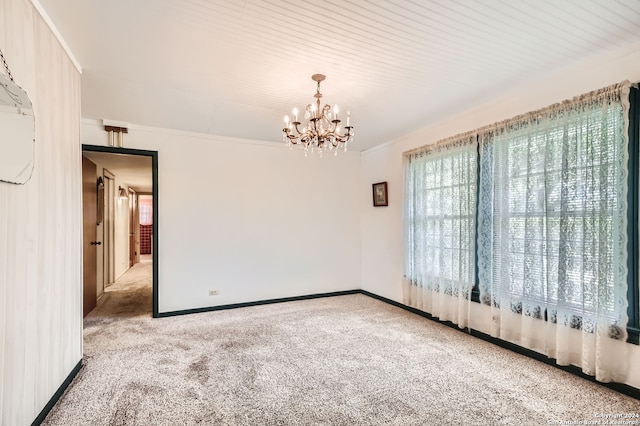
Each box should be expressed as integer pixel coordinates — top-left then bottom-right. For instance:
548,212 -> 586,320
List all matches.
43,270 -> 640,425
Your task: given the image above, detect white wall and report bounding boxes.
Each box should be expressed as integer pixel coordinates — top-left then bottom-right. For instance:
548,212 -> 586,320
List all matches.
0,0 -> 83,424
81,123 -> 362,313
360,40 -> 640,388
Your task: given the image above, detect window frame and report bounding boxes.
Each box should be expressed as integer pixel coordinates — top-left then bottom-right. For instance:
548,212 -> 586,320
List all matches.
626,86 -> 639,344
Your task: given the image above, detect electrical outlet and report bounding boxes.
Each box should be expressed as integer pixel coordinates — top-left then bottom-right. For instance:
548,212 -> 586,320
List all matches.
209,290 -> 219,296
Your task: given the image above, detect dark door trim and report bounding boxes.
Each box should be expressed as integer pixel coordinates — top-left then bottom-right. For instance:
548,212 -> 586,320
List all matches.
82,144 -> 160,318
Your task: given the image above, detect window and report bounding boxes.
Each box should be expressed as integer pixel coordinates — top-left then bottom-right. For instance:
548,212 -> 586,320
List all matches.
139,196 -> 153,226
404,81 -> 637,381
140,204 -> 152,225
404,134 -> 477,327
477,92 -> 629,337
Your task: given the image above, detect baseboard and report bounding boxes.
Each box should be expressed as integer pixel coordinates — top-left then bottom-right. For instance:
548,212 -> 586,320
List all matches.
31,359 -> 83,426
359,290 -> 640,401
157,289 -> 361,318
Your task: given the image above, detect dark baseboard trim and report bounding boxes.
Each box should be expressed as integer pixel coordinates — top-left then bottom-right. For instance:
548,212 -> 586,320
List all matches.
157,289 -> 361,318
359,290 -> 640,400
31,360 -> 83,426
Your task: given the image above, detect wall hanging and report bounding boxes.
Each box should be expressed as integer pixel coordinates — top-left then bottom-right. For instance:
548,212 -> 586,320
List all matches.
0,47 -> 35,184
372,182 -> 388,207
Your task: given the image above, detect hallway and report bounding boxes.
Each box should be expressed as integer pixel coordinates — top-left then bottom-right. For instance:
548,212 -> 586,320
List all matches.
87,261 -> 152,322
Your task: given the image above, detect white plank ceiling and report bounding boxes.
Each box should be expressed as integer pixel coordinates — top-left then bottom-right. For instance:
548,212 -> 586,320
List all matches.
37,0 -> 640,151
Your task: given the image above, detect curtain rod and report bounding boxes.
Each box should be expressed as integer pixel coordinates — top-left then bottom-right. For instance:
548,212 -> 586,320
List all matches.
403,80 -> 635,157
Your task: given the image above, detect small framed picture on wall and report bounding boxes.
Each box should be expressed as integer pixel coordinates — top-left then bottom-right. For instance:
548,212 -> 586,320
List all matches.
372,182 -> 388,207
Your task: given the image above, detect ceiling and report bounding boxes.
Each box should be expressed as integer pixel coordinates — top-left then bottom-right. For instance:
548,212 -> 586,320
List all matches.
83,151 -> 153,193
39,0 -> 640,151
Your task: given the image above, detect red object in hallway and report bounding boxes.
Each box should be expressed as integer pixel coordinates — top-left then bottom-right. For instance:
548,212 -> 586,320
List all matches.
140,224 -> 153,255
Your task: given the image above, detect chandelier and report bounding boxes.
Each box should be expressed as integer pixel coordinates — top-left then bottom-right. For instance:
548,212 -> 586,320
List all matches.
283,74 -> 353,156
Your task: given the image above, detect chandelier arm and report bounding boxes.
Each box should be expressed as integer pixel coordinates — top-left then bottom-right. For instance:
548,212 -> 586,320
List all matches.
312,117 -> 321,136
329,119 -> 340,133
292,122 -> 304,136
330,128 -> 350,139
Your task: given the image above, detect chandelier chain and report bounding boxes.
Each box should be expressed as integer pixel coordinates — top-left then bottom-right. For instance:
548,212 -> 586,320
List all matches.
0,48 -> 14,82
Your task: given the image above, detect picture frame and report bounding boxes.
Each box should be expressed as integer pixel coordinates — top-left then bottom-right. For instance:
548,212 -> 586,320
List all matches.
372,181 -> 388,207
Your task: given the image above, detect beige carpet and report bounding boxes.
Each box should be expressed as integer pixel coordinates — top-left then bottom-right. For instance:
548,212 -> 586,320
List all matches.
42,267 -> 640,425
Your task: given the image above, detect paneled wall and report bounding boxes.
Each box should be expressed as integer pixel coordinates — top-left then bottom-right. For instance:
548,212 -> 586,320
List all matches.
0,0 -> 82,424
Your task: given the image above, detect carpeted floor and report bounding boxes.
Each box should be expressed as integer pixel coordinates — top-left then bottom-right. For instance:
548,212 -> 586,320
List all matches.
43,264 -> 640,425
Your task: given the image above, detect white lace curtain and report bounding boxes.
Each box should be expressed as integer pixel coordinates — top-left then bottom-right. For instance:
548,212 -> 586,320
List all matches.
404,133 -> 477,328
477,82 -> 632,382
404,81 -> 633,383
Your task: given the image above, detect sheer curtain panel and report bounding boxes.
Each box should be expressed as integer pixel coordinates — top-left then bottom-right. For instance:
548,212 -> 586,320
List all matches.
404,133 -> 477,328
477,82 -> 632,382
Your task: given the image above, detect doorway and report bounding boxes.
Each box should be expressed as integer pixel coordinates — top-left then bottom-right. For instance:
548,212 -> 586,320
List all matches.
138,194 -> 154,264
81,156 -> 98,317
81,145 -> 159,318
102,169 -> 116,290
128,187 -> 137,268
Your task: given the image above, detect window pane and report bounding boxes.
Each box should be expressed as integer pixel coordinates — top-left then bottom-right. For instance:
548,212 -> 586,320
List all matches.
405,141 -> 477,299
477,95 -> 628,328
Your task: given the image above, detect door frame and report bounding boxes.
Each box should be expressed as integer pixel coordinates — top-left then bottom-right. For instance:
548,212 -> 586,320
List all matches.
102,168 -> 116,290
81,156 -> 98,317
82,144 -> 160,318
128,187 -> 137,267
